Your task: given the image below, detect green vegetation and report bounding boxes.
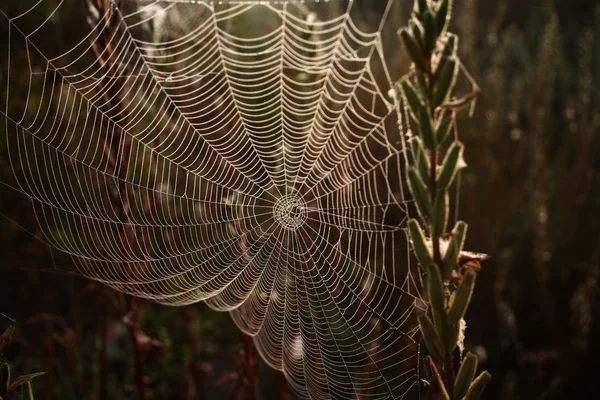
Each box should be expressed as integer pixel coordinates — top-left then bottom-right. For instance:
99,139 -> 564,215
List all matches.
1,323 -> 45,400
398,1 -> 490,398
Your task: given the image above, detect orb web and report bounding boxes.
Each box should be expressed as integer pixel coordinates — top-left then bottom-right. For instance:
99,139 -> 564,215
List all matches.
0,0 -> 425,398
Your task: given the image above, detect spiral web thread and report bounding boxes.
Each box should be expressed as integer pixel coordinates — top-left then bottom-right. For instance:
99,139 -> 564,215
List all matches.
0,0 -> 426,398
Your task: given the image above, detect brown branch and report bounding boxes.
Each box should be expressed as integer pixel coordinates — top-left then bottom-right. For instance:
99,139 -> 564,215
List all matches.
234,330 -> 259,400
182,307 -> 205,400
99,302 -> 108,400
124,297 -> 147,400
86,1 -> 148,398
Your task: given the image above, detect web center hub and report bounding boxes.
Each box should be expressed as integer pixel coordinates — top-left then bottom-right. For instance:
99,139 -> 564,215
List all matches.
273,194 -> 308,231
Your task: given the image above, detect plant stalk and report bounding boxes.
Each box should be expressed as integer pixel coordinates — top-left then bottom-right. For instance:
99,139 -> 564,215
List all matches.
401,1 -> 489,399
428,44 -> 454,398
99,302 -> 108,400
125,297 -> 147,400
445,353 -> 456,398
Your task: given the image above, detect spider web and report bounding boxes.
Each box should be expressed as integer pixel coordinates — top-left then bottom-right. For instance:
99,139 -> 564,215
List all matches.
0,0 -> 425,398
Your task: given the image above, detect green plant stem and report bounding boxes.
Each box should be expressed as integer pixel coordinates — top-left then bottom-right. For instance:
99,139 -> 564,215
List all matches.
430,149 -> 442,265
445,354 -> 456,398
427,58 -> 455,398
427,60 -> 443,264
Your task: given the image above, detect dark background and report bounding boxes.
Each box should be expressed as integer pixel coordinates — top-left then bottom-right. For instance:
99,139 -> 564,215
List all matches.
1,0 -> 600,399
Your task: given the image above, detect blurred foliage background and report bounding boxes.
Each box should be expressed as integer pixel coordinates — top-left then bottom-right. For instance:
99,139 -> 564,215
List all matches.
1,0 -> 599,399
